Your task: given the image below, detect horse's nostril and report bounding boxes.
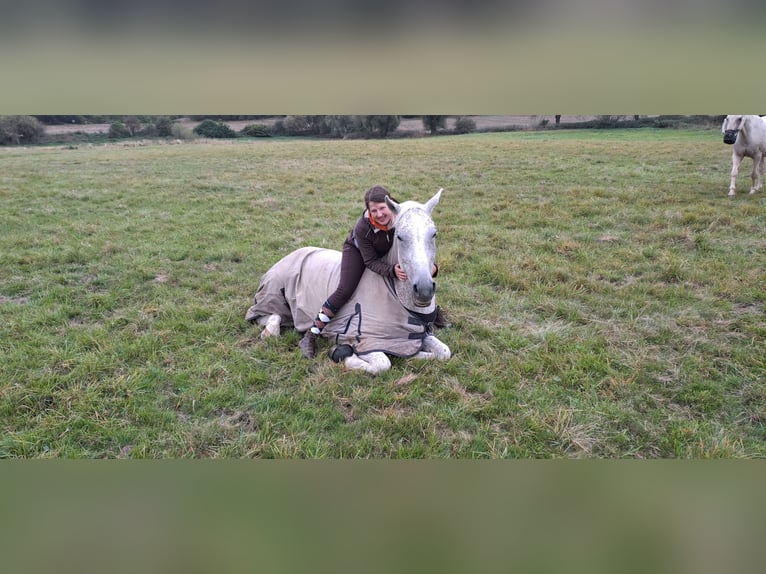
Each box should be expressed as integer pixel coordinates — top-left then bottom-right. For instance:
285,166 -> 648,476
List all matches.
413,284 -> 418,293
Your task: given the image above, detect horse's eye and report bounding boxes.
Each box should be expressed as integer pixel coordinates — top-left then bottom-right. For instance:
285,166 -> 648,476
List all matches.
397,234 -> 405,242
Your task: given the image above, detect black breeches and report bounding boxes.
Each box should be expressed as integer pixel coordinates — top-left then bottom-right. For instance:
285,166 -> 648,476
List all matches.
325,242 -> 366,312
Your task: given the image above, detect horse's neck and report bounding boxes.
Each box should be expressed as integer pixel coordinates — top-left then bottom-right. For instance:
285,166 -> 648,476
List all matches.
743,116 -> 761,137
384,235 -> 436,314
742,116 -> 752,137
384,235 -> 399,267
739,117 -> 762,149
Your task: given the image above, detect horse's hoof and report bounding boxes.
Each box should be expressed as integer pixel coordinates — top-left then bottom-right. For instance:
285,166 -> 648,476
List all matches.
260,324 -> 279,339
328,344 -> 354,363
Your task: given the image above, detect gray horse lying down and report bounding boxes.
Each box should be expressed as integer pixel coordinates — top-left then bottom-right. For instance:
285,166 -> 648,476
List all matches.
245,189 -> 451,375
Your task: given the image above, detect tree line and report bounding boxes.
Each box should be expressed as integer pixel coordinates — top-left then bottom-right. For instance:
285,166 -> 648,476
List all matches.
1,115 -> 476,144
1,115 -> 723,145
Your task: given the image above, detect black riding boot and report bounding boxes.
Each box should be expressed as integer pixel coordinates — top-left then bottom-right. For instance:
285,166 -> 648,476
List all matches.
298,330 -> 318,359
300,302 -> 335,359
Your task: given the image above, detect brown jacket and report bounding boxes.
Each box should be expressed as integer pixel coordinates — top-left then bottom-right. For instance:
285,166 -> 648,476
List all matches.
345,211 -> 397,278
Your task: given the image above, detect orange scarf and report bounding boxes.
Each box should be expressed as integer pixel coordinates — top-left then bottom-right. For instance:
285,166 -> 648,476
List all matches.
368,211 -> 390,232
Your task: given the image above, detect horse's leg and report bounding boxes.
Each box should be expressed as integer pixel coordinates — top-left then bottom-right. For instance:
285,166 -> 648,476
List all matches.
342,352 -> 391,375
257,314 -> 282,339
729,152 -> 742,196
413,335 -> 452,361
752,153 -> 764,194
749,155 -> 760,194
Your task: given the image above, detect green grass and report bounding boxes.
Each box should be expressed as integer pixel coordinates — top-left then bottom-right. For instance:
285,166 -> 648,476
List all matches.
1,129 -> 765,458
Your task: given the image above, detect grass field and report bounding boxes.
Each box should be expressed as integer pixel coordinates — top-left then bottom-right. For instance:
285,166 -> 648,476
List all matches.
1,129 -> 765,458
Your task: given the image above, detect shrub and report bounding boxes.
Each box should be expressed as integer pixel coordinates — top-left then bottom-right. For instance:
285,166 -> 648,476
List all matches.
422,115 -> 447,134
108,122 -> 131,139
280,116 -> 331,136
280,116 -> 310,135
453,116 -> 476,134
155,117 -> 174,137
193,119 -> 238,138
272,119 -> 286,136
124,116 -> 142,135
0,115 -> 45,145
326,115 -> 355,138
353,115 -> 400,138
306,116 -> 332,135
240,123 -> 272,137
171,123 -> 195,140
139,124 -> 158,137
594,115 -> 623,128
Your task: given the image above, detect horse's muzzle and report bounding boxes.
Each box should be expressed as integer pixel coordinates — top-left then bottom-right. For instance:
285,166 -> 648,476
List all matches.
723,130 -> 738,145
412,281 -> 436,307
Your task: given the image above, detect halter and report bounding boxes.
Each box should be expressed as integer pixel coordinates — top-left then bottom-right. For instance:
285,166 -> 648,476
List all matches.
723,116 -> 744,145
386,205 -> 437,310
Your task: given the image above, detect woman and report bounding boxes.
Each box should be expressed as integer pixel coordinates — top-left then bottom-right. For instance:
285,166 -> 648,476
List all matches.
299,185 -> 450,359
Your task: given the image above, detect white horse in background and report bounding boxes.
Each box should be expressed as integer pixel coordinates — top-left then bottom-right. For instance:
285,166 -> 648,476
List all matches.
245,189 -> 451,375
722,114 -> 766,196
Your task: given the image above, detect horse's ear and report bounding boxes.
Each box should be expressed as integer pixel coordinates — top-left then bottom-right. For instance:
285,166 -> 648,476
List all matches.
385,195 -> 400,214
424,188 -> 443,215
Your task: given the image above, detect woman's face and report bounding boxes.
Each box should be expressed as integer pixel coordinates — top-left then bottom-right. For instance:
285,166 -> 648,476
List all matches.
368,200 -> 393,227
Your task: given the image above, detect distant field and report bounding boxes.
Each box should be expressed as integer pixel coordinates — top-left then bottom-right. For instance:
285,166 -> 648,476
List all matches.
1,129 -> 764,458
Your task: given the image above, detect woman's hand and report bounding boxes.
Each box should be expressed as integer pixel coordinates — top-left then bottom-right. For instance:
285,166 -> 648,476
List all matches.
394,263 -> 407,281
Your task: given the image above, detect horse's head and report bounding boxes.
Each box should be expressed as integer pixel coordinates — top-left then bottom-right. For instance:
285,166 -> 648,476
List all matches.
386,188 -> 442,308
723,115 -> 744,144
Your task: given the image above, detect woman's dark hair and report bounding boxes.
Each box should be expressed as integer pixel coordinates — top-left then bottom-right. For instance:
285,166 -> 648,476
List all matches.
364,185 -> 397,207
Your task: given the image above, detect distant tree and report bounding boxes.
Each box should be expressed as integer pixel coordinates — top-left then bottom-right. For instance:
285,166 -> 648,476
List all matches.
354,115 -> 400,138
124,116 -> 142,136
0,115 -> 45,144
154,117 -> 174,137
193,119 -> 237,138
171,123 -> 195,140
279,115 -> 330,136
281,116 -> 313,135
555,115 -> 561,126
305,116 -> 331,135
422,115 -> 447,134
108,122 -> 131,139
453,116 -> 476,134
240,123 -> 272,137
326,115 -> 355,138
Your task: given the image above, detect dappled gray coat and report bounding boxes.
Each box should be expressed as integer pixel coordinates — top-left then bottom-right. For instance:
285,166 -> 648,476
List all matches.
246,246 -> 436,357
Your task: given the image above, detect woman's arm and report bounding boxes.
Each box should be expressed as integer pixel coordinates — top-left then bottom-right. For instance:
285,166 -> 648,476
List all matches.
353,219 -> 396,277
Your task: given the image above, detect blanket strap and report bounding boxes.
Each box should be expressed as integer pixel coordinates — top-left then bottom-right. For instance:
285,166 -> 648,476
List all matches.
333,302 -> 363,346
407,309 -> 437,326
